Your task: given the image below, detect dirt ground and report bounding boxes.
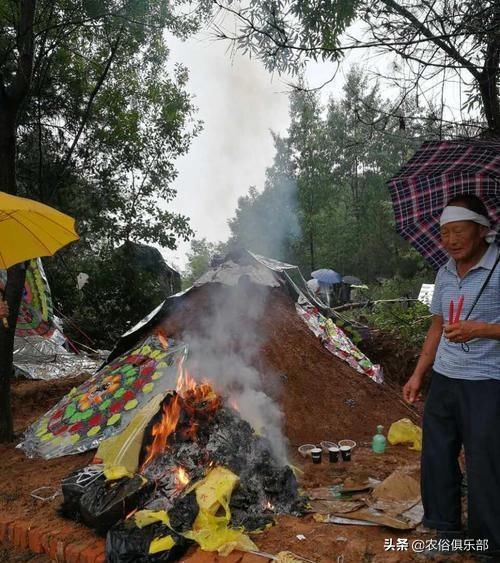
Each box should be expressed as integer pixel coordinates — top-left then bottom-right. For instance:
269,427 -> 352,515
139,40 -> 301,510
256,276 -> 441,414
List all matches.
0,284 -> 475,562
1,381 -> 470,562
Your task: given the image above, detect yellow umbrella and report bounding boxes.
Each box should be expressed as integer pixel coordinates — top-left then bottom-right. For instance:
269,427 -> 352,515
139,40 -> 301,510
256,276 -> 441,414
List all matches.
0,191 -> 79,270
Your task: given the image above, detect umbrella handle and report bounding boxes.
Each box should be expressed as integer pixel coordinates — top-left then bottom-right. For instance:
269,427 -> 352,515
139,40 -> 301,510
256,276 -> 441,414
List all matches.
448,300 -> 454,325
0,290 -> 8,329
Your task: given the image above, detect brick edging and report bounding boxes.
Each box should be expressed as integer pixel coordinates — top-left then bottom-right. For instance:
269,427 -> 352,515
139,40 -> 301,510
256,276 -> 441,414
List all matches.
0,515 -> 105,562
0,514 -> 273,563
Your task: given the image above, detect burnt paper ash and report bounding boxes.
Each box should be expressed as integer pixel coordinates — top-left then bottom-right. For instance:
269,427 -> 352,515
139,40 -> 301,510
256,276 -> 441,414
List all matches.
141,402 -> 305,525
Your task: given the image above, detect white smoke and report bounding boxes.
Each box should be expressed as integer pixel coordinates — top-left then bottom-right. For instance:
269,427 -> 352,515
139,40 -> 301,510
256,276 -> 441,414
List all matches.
183,278 -> 287,463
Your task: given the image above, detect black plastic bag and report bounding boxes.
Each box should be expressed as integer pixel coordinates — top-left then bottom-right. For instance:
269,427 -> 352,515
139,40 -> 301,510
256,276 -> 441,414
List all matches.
106,519 -> 189,563
80,475 -> 153,534
167,491 -> 199,533
60,466 -> 106,521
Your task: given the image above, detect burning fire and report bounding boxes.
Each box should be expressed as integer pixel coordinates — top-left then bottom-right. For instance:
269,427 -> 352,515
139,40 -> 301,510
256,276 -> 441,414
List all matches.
228,397 -> 240,412
176,358 -> 197,396
176,466 -> 190,488
141,393 -> 182,469
141,357 -> 222,470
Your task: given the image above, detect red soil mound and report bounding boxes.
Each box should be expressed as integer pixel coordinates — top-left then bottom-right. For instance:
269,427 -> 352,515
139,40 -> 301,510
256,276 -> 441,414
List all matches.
157,284 -> 418,447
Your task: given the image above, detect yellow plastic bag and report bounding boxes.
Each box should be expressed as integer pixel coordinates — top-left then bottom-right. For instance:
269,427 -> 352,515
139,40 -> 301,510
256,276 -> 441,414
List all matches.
388,418 -> 422,451
134,509 -> 170,529
184,466 -> 258,555
96,393 -> 165,477
149,535 -> 176,555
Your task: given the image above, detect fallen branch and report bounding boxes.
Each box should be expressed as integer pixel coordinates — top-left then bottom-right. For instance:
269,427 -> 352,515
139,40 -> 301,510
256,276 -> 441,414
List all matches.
332,298 -> 419,312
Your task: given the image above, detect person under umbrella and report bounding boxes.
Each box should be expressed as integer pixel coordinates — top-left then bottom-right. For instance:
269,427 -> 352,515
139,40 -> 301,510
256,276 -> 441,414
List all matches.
403,194 -> 500,557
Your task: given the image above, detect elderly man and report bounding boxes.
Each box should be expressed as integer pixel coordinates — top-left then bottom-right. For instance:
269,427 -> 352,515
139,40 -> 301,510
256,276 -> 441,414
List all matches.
403,194 -> 500,558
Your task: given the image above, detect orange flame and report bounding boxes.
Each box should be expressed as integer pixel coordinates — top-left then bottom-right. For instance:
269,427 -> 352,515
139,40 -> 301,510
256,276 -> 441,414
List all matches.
142,359 -> 223,469
228,397 -> 240,412
176,466 -> 190,488
142,393 -> 182,469
176,358 -> 197,396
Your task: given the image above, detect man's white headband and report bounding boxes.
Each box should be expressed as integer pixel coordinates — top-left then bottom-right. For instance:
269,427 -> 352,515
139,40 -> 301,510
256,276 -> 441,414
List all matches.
440,205 -> 497,243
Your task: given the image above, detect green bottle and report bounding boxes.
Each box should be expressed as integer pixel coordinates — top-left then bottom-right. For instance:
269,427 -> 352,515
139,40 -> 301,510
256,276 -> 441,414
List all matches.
372,425 -> 386,453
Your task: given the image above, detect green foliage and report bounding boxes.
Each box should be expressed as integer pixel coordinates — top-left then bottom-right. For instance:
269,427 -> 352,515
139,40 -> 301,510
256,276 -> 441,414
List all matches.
181,238 -> 229,288
229,67 -> 437,281
45,243 -> 177,349
216,0 -> 362,73
0,0 -> 210,346
215,0 -> 496,133
360,300 -> 432,348
348,276 -> 433,347
11,1 -> 203,249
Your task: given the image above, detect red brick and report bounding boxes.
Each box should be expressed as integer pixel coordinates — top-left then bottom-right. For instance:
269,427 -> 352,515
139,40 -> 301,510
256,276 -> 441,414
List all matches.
80,542 -> 106,563
13,520 -> 29,550
219,552 -> 245,563
27,524 -> 53,554
28,526 -> 44,554
41,529 -> 62,557
6,520 -> 15,544
240,554 -> 272,563
94,554 -> 106,563
52,535 -> 68,562
0,516 -> 15,544
180,549 -> 220,563
64,540 -> 96,563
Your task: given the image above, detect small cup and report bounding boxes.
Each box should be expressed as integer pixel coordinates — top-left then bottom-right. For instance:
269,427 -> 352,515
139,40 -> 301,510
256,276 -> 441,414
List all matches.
311,447 -> 322,464
328,446 -> 340,463
340,445 -> 352,462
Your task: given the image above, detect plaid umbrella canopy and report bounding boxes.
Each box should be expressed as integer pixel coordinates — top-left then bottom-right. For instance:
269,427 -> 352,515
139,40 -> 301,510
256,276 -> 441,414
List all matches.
388,139 -> 500,269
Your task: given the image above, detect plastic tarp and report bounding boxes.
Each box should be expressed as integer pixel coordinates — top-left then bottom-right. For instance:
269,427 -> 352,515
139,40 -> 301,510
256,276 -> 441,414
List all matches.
13,333 -> 100,380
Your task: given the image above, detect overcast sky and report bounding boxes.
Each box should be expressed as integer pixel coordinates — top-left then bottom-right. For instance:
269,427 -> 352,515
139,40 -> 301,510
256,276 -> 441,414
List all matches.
160,27 -> 360,271
160,23 -> 466,272
161,33 -> 291,271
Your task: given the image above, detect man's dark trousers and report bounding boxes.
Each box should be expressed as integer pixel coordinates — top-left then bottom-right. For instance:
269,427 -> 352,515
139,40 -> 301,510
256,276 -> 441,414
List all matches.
422,370 -> 500,551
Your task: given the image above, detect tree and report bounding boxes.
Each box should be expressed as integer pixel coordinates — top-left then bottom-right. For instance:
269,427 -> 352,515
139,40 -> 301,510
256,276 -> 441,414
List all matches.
213,1 -> 500,135
182,238 -> 228,288
228,133 -> 299,264
0,0 -> 36,441
0,0 -> 207,441
53,242 -> 181,349
229,67 -> 438,281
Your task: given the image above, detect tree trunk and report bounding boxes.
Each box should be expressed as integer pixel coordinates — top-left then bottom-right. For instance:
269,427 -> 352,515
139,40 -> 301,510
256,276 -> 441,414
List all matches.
477,5 -> 500,136
0,0 -> 37,442
0,106 -> 20,442
478,73 -> 500,135
0,111 -> 24,442
0,108 -> 17,190
309,228 -> 315,272
0,264 -> 26,441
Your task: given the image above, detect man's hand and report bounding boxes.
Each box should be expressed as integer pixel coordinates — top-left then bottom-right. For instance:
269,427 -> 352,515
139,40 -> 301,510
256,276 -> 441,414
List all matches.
443,320 -> 484,343
0,300 -> 9,319
403,373 -> 424,404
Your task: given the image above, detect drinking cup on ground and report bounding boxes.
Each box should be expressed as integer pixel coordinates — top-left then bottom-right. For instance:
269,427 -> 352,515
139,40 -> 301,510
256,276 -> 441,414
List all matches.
340,445 -> 352,462
328,447 -> 340,463
311,447 -> 322,464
